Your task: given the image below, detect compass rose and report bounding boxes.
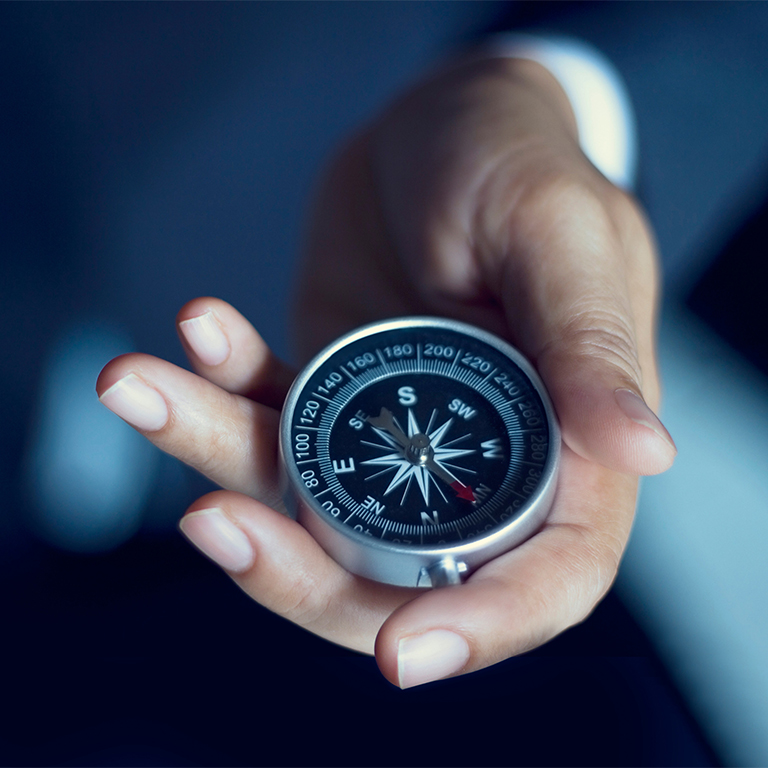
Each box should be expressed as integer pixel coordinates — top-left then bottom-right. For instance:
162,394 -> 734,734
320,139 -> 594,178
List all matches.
361,407 -> 476,506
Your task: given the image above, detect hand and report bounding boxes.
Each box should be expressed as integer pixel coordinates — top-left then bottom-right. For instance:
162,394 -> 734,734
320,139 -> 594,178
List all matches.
97,53 -> 676,688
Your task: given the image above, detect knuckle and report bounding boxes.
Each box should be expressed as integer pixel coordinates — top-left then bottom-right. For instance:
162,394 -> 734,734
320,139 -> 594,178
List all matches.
501,172 -> 631,279
167,395 -> 254,488
193,414 -> 246,476
274,573 -> 334,628
555,306 -> 643,386
511,168 -> 609,236
507,167 -> 656,279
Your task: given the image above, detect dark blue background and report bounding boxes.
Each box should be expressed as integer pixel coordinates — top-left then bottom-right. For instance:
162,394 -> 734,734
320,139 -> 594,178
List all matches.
5,2 -> 768,764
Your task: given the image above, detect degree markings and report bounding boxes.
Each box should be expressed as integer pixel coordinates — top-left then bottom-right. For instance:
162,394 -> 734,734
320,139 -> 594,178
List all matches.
301,342 -> 549,536
480,366 -> 499,385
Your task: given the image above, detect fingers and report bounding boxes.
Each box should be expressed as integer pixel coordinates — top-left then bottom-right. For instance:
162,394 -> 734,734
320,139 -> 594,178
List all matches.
178,490 -> 417,655
96,353 -> 283,508
375,446 -> 637,688
176,297 -> 297,411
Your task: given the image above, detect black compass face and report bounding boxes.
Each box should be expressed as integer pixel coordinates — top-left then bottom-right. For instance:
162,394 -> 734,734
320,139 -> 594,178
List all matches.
283,320 -> 554,549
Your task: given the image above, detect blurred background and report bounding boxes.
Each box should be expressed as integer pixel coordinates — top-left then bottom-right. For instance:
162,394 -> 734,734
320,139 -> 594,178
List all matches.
3,2 -> 767,765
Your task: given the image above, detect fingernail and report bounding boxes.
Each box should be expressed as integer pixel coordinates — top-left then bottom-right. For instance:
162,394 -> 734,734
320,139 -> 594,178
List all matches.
179,311 -> 230,366
397,630 -> 470,689
178,508 -> 254,573
615,388 -> 676,451
99,373 -> 169,432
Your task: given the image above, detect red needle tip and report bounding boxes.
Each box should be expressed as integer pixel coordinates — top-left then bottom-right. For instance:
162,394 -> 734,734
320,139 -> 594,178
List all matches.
451,481 -> 476,502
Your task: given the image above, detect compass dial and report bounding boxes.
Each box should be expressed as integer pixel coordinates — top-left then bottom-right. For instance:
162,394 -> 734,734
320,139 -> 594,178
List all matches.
280,317 -> 560,587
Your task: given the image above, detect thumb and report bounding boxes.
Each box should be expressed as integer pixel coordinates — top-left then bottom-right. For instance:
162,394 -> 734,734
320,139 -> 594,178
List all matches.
498,181 -> 676,477
536,333 -> 676,476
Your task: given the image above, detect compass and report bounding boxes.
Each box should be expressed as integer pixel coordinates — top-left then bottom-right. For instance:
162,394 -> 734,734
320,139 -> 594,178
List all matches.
279,317 -> 560,588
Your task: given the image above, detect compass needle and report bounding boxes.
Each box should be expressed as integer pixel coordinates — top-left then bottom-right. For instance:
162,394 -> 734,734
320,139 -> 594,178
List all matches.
280,317 -> 560,587
370,426 -> 406,450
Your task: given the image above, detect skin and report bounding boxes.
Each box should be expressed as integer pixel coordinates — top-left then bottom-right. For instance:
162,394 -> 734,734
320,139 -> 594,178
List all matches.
96,55 -> 676,688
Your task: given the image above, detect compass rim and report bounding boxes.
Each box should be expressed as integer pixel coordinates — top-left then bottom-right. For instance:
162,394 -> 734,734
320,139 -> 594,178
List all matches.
279,316 -> 561,587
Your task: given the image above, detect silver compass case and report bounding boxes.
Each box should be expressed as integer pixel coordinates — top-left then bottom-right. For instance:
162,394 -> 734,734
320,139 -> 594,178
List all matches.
279,317 -> 561,588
